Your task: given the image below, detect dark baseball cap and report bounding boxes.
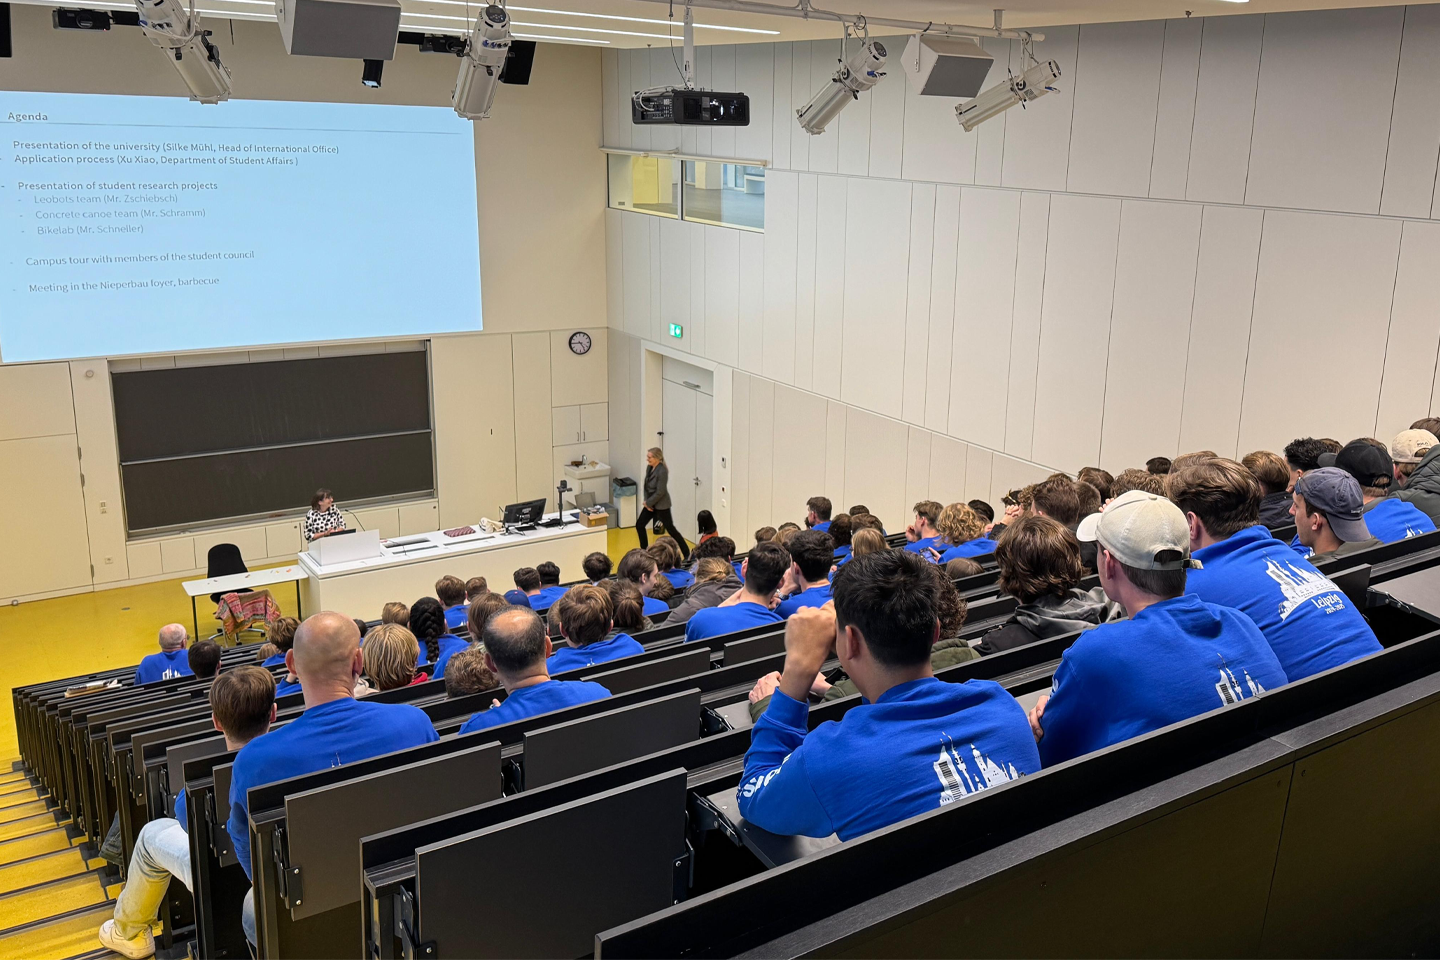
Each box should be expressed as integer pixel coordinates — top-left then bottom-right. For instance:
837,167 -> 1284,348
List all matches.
1296,467 -> 1371,542
1318,440 -> 1393,491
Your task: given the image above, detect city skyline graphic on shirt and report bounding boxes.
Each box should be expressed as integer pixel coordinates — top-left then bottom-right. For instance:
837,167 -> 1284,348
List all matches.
1215,662 -> 1267,706
932,733 -> 1022,806
1264,555 -> 1344,620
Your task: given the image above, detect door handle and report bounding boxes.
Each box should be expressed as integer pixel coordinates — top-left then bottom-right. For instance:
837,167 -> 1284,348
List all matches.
693,477 -> 701,485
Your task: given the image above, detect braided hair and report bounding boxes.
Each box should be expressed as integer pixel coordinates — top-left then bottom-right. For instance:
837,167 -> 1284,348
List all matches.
408,596 -> 447,664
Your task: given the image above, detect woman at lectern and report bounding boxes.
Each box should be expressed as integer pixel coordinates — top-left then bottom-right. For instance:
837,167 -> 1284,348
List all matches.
303,488 -> 347,542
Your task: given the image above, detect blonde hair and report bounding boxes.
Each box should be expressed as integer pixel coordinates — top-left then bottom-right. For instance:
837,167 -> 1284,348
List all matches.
851,527 -> 887,558
695,557 -> 732,583
936,502 -> 984,546
648,447 -> 665,462
380,601 -> 409,626
364,623 -> 421,691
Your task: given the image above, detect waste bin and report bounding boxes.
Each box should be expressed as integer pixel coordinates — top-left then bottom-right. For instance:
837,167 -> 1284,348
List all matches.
612,477 -> 638,527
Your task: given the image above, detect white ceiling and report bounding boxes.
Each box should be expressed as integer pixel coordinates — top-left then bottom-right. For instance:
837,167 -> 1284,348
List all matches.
11,0 -> 1432,46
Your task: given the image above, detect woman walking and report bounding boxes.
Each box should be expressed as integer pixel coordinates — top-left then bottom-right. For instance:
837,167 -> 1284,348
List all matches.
637,447 -> 691,561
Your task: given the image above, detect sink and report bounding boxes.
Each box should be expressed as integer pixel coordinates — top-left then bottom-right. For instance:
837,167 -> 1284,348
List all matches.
564,461 -> 610,481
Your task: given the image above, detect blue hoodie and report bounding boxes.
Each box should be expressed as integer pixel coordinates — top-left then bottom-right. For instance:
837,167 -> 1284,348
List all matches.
738,677 -> 1040,841
1362,497 -> 1436,544
775,583 -> 834,618
1188,525 -> 1381,681
429,634 -> 470,681
1037,594 -> 1288,766
904,536 -> 940,556
937,538 -> 999,563
227,697 -> 437,878
662,569 -> 696,590
684,601 -> 783,643
134,649 -> 193,685
443,604 -> 469,631
458,679 -> 611,734
261,653 -> 287,668
532,585 -> 569,611
546,634 -> 644,673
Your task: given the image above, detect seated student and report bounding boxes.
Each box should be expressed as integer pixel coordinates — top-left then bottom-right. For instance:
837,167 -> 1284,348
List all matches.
932,503 -> 998,563
685,542 -> 789,642
1390,428 -> 1438,493
1321,439 -> 1435,544
459,608 -> 611,733
444,645 -> 497,699
604,578 -> 655,635
1170,459 -> 1381,681
1077,468 -> 1114,499
546,585 -> 644,673
1146,456 -> 1172,476
774,523 -> 801,551
99,666 -> 277,959
582,551 -> 613,584
1283,437 -> 1330,493
742,526 -> 778,578
805,496 -> 833,532
776,531 -> 836,617
531,562 -> 569,611
468,590 -> 511,639
353,618 -> 371,640
1030,492 -> 1287,767
945,557 -> 985,579
668,556 -> 742,625
904,500 -> 944,554
227,613 -> 438,943
828,514 -> 854,563
737,550 -> 1040,841
978,515 -> 1124,656
254,642 -> 281,665
1389,428 -> 1440,524
696,509 -> 719,545
135,625 -> 193,685
436,575 -> 468,631
617,549 -> 671,617
188,640 -> 223,681
1109,468 -> 1165,500
968,499 -> 995,530
409,596 -> 467,680
849,527 -> 888,561
645,571 -> 676,606
1029,478 -> 1083,530
849,505 -> 888,536
379,603 -> 409,628
1073,481 -> 1102,520
364,624 -> 429,691
1292,467 -> 1381,563
650,538 -> 694,589
1242,450 -> 1296,530
465,576 -> 488,603
505,568 -> 542,608
748,561 -> 979,720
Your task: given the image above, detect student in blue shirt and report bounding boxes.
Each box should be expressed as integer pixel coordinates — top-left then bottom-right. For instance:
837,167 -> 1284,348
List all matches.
776,530 -> 836,617
738,550 -> 1040,841
134,624 -> 194,685
930,502 -> 999,564
1031,491 -> 1288,767
903,500 -> 944,555
546,584 -> 645,674
261,617 -> 299,669
409,597 -> 467,681
805,496 -> 833,533
436,575 -> 469,632
1291,468 -> 1381,564
100,666 -> 278,959
828,514 -> 853,563
510,567 -> 545,610
618,549 -> 671,618
504,588 -> 533,608
227,613 -> 437,944
650,539 -> 694,590
582,552 -> 613,584
685,541 -> 789,642
460,607 -> 610,733
1171,458 -> 1381,681
1323,439 -> 1437,544
530,562 -> 569,611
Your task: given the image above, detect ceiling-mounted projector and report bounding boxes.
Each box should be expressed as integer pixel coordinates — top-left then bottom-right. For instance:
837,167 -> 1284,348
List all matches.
275,0 -> 400,60
632,89 -> 750,126
902,34 -> 994,98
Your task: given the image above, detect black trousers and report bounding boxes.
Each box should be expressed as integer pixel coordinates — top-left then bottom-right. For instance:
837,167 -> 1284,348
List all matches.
636,506 -> 690,559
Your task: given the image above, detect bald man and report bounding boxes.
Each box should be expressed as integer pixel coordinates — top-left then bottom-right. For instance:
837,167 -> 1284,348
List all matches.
134,624 -> 194,685
226,612 -> 437,944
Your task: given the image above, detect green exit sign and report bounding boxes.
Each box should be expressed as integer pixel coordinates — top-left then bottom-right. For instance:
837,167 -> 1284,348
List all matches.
669,323 -> 684,339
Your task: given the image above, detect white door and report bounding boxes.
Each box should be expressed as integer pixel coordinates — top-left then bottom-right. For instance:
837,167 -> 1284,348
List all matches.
660,378 -> 697,538
695,391 -> 713,520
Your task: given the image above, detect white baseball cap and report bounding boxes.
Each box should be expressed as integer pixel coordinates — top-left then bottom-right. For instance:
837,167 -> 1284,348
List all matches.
1076,490 -> 1198,571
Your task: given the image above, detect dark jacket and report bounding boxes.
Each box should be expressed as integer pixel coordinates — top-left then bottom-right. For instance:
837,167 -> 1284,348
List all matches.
748,636 -> 980,721
1391,446 -> 1440,525
976,586 -> 1124,657
666,572 -> 742,624
643,462 -> 672,510
1258,490 -> 1294,530
1308,537 -> 1382,565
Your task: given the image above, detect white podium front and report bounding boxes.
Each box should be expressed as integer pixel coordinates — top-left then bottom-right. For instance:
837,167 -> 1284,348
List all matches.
307,529 -> 383,565
296,513 -> 606,619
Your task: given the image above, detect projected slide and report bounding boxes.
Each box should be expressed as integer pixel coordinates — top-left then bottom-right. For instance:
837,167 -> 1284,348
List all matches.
0,92 -> 481,362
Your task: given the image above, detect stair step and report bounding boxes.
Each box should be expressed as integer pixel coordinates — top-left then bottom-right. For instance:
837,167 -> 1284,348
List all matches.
0,772 -> 32,788
0,813 -> 65,843
0,872 -> 110,930
0,791 -> 42,811
0,801 -> 52,826
0,829 -> 74,866
0,903 -> 117,960
0,849 -> 96,896
0,781 -> 36,800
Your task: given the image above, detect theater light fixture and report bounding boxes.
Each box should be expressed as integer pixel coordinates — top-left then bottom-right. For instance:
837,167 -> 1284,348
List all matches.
452,3 -> 511,119
796,34 -> 887,136
134,0 -> 232,103
955,56 -> 1059,132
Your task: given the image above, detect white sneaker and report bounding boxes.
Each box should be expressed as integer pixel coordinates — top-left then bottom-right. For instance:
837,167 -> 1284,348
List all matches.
98,918 -> 155,959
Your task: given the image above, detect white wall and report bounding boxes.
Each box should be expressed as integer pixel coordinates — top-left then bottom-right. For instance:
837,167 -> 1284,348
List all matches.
602,6 -> 1440,536
0,7 -> 609,603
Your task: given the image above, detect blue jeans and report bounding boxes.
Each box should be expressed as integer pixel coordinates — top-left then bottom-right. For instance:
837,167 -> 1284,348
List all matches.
112,818 -> 191,939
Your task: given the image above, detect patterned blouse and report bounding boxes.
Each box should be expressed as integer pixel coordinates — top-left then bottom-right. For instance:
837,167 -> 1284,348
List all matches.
303,505 -> 346,542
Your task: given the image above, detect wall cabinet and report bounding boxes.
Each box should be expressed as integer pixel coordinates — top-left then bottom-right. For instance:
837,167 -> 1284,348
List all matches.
552,403 -> 608,444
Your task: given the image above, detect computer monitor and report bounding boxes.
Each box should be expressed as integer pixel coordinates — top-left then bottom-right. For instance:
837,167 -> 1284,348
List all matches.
502,498 -> 547,527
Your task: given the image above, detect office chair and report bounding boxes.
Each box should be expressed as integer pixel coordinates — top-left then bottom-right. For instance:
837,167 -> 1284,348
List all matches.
206,543 -> 250,603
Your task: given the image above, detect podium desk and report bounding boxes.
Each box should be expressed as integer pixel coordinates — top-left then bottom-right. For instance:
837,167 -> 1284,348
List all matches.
296,513 -> 606,618
181,565 -> 308,641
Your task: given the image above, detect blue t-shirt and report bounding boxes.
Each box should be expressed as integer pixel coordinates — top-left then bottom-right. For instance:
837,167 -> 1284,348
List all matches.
174,787 -> 189,834
1189,525 -> 1381,681
546,634 -> 644,674
937,538 -> 999,563
443,604 -> 468,631
1362,497 -> 1436,544
261,653 -> 287,668
227,697 -> 438,878
776,584 -> 834,618
1037,594 -> 1287,766
812,521 -> 832,533
430,634 -> 470,681
684,601 -> 783,643
275,677 -> 302,698
904,536 -> 939,556
738,677 -> 1040,841
532,585 -> 569,611
134,650 -> 193,685
458,679 -> 611,734
663,569 -> 695,590
504,590 -> 533,608
833,545 -> 851,561
643,595 -> 669,617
